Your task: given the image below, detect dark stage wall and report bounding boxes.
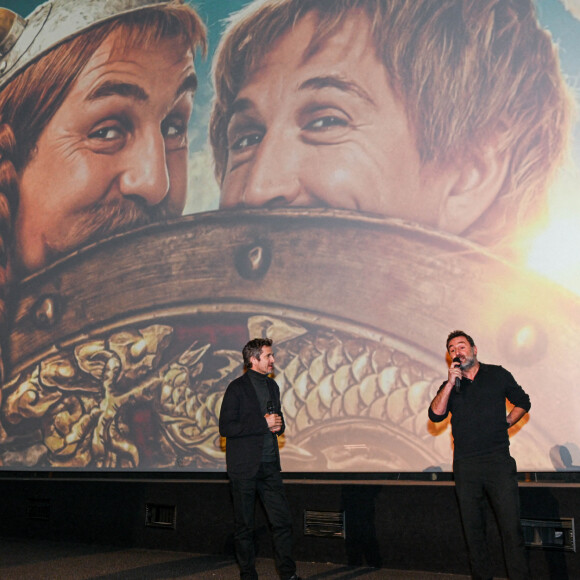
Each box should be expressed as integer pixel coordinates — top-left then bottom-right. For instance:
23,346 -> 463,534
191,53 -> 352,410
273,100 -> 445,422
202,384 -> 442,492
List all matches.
0,477 -> 577,578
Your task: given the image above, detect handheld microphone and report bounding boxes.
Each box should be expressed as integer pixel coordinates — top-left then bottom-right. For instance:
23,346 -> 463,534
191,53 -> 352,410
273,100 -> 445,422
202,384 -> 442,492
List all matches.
452,357 -> 461,392
266,400 -> 275,414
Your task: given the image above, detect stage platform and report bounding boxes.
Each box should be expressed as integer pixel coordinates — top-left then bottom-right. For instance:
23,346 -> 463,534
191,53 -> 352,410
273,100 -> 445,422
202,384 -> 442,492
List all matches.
0,537 -> 478,579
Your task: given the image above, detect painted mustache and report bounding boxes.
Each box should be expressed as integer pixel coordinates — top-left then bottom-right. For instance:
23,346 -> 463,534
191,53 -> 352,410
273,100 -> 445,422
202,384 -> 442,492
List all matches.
46,196 -> 177,261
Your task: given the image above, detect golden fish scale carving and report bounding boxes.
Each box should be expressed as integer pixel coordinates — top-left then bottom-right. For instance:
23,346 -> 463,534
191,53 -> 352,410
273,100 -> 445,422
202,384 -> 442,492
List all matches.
157,320 -> 444,468
273,331 -> 440,441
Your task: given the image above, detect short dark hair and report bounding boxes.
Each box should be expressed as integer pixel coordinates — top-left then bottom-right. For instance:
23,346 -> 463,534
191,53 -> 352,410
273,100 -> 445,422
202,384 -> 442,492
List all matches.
242,337 -> 273,369
446,330 -> 475,351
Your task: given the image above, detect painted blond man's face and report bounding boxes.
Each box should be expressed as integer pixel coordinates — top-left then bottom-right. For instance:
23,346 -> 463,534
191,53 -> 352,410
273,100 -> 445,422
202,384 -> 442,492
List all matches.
220,11 -> 453,226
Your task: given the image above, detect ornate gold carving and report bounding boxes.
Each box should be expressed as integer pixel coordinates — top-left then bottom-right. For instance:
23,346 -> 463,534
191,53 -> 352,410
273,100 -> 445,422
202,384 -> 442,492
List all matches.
0,315 -> 451,471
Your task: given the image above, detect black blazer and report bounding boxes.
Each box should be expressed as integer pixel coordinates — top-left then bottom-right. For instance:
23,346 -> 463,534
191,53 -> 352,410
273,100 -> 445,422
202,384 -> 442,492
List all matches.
219,372 -> 285,479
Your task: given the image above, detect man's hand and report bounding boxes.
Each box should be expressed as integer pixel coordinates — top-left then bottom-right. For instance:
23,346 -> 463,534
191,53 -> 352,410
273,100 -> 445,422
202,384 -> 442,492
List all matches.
265,413 -> 282,433
448,360 -> 462,388
507,406 -> 528,428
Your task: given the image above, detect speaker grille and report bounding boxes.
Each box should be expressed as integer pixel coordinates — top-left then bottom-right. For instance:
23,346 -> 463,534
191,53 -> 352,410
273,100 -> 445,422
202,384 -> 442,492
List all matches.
304,510 -> 345,538
145,503 -> 176,529
521,517 -> 575,552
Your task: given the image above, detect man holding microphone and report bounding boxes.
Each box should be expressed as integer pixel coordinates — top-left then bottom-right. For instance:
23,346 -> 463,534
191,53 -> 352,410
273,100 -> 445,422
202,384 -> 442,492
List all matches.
429,330 -> 531,580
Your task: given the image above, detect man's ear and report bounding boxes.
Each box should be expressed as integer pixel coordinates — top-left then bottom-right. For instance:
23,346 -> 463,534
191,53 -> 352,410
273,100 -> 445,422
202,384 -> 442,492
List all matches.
435,142 -> 510,236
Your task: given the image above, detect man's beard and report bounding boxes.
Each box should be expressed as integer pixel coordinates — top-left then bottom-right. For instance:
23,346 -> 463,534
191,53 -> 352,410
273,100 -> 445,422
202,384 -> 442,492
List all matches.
45,197 -> 178,266
460,353 -> 477,370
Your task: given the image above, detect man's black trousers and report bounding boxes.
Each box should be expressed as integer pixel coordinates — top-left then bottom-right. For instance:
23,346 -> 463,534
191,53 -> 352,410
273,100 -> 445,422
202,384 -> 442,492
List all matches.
230,461 -> 296,580
454,450 -> 530,580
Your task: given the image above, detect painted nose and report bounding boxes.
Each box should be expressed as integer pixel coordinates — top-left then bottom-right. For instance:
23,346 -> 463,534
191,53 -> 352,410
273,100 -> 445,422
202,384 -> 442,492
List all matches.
225,130 -> 307,209
119,130 -> 170,206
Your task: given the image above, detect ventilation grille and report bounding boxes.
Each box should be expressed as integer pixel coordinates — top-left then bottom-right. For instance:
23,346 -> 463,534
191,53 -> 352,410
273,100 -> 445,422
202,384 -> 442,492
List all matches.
521,518 -> 575,552
304,510 -> 345,538
145,503 -> 176,529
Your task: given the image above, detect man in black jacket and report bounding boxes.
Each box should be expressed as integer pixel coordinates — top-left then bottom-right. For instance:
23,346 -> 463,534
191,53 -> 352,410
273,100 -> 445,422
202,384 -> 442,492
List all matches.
429,330 -> 531,580
219,338 -> 300,580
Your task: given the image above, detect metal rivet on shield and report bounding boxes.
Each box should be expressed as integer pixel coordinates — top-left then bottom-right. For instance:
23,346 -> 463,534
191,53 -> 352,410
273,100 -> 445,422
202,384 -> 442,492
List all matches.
498,317 -> 547,366
32,294 -> 60,329
235,241 -> 272,280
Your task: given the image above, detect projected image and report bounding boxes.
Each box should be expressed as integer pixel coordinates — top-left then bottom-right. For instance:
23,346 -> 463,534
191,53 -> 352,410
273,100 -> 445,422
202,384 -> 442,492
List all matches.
0,0 -> 579,473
